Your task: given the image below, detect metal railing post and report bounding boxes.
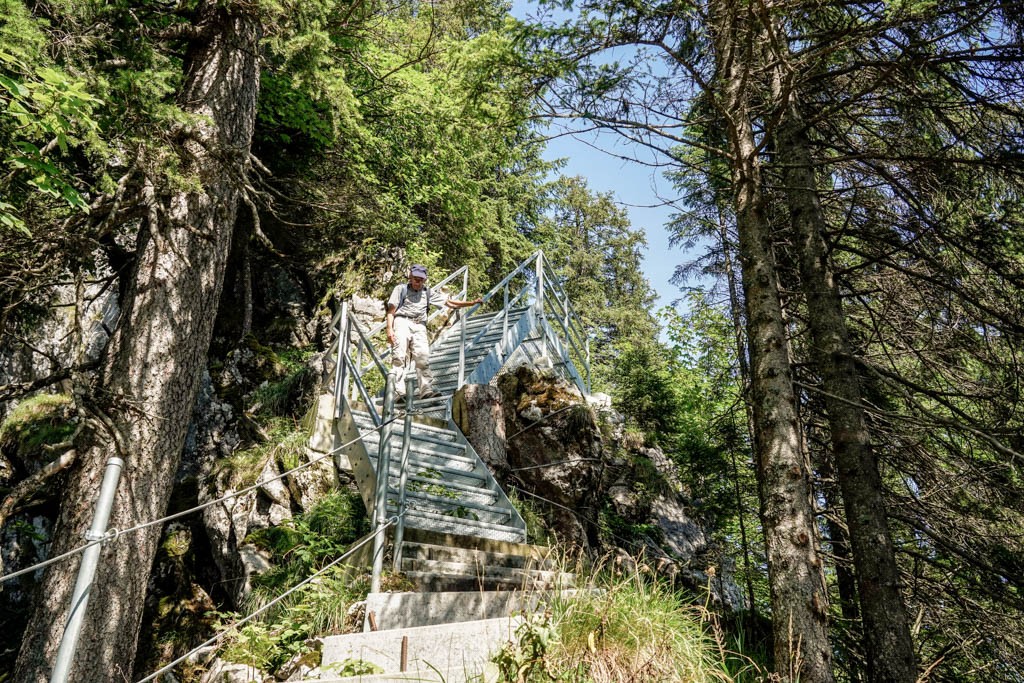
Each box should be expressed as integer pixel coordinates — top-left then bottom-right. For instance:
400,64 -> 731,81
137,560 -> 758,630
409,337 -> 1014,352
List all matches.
370,372 -> 397,594
458,311 -> 466,388
457,267 -> 470,388
499,284 -> 508,357
586,336 -> 591,394
535,252 -> 544,314
392,375 -> 416,572
333,302 -> 349,419
51,456 -> 124,683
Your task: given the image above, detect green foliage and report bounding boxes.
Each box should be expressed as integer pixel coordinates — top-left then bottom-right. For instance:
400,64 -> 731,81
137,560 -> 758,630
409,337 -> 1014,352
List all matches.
0,12 -> 104,233
507,488 -> 551,545
533,175 -> 660,393
245,344 -> 316,419
215,490 -> 371,673
246,489 -> 369,584
490,611 -> 563,682
323,658 -> 383,677
490,566 -> 748,682
213,420 -> 307,488
213,609 -> 318,673
0,393 -> 75,458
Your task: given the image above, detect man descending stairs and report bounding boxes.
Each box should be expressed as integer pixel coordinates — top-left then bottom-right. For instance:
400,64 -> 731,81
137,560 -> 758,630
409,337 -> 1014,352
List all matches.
319,252 -> 588,681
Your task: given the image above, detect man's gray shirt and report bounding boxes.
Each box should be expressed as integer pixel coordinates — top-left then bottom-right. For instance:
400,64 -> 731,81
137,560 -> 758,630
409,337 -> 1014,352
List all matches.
388,284 -> 434,323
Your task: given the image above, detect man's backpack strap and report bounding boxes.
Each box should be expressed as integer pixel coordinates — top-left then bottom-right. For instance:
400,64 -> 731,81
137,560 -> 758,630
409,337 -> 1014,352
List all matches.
393,284 -> 429,313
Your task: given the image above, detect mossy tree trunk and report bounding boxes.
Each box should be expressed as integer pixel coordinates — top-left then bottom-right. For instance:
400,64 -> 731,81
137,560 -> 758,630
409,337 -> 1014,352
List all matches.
14,4 -> 260,680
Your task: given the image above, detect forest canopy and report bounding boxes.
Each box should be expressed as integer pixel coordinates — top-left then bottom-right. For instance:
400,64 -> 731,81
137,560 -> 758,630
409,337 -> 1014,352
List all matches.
1,0 -> 1023,681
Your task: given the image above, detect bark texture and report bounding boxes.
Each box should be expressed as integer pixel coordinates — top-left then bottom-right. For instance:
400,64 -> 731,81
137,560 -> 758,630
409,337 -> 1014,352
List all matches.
709,0 -> 834,679
452,384 -> 509,478
15,4 -> 260,680
774,95 -> 918,682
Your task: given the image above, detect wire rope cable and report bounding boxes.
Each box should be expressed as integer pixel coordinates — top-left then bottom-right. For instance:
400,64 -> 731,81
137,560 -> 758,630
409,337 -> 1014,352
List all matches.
0,417 -> 398,585
135,513 -> 402,683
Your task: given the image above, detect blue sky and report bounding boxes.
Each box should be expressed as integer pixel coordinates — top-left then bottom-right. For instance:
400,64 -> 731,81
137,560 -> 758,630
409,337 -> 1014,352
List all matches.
541,124 -> 688,315
509,1 -> 693,315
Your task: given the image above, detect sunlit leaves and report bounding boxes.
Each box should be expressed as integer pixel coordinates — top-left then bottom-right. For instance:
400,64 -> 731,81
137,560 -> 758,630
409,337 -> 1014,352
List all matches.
0,50 -> 104,232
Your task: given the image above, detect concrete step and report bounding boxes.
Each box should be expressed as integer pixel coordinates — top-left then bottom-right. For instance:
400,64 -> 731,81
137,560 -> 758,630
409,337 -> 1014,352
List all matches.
317,667 -> 483,682
362,589 -> 585,632
395,507 -> 525,543
401,540 -> 558,571
402,527 -> 553,560
401,568 -> 573,593
401,558 -> 573,586
319,615 -> 520,681
395,536 -> 575,593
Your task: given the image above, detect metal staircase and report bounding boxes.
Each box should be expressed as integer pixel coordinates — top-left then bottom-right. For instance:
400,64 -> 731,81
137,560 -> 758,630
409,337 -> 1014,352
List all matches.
326,251 -> 590,567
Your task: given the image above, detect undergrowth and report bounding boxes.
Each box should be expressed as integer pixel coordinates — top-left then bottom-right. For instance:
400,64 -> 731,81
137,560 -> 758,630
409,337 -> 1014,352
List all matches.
212,489 -> 371,674
489,563 -> 765,682
0,392 -> 75,459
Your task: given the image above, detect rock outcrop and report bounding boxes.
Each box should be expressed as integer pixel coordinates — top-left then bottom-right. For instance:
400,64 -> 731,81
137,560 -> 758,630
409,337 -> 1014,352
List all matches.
455,365 -> 746,612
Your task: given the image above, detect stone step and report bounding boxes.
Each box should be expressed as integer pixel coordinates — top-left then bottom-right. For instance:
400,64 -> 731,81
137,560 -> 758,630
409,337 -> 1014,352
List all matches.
400,567 -> 573,593
316,667 -> 481,682
319,615 -> 520,681
400,540 -> 559,571
402,527 -> 552,560
401,558 -> 575,587
362,589 -> 584,632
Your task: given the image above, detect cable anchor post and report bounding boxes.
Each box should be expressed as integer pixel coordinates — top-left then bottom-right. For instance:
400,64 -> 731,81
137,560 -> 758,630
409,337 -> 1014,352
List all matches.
51,456 -> 125,683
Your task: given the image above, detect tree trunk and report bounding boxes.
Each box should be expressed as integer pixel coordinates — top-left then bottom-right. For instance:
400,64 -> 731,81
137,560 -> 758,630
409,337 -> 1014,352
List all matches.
720,215 -> 759,615
14,4 -> 260,681
773,93 -> 918,683
708,1 -> 834,679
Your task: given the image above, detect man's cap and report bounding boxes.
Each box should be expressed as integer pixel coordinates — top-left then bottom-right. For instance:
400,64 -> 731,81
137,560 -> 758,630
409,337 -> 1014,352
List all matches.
410,264 -> 428,278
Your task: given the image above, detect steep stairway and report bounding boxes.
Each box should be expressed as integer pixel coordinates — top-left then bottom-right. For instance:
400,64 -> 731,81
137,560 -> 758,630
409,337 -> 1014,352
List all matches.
320,254 -> 590,682
342,405 -> 526,543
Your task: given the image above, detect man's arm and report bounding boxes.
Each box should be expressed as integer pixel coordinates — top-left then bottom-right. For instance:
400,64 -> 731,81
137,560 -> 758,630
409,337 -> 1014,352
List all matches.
445,296 -> 483,309
386,305 -> 397,345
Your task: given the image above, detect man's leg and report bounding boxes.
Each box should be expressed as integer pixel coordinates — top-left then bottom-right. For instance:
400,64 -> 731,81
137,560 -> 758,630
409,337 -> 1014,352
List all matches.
392,317 -> 413,396
409,321 -> 434,396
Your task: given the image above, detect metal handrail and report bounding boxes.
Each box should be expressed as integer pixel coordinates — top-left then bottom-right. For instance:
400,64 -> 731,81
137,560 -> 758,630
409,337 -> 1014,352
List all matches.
327,253 -> 591,421
321,253 -> 591,592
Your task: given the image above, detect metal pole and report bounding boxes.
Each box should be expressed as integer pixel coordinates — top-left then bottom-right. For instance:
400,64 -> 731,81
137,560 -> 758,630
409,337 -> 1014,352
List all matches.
333,302 -> 349,419
392,375 -> 416,572
458,267 -> 469,388
370,372 -> 396,594
535,252 -> 544,314
458,310 -> 466,388
586,336 -> 591,394
51,456 -> 124,683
